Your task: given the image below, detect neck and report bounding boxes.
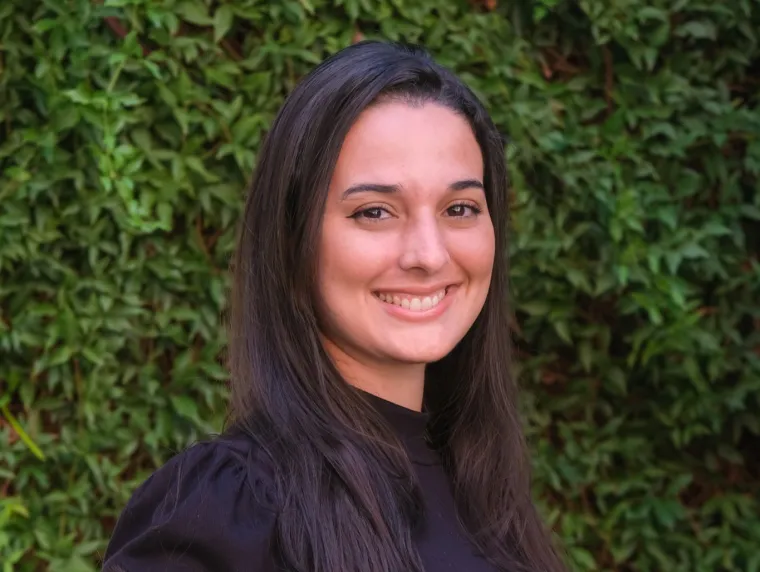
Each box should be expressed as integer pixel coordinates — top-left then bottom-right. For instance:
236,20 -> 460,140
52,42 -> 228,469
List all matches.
321,337 -> 425,411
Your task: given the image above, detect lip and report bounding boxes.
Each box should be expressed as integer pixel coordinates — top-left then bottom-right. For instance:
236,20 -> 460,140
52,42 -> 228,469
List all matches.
371,283 -> 455,298
374,284 -> 459,322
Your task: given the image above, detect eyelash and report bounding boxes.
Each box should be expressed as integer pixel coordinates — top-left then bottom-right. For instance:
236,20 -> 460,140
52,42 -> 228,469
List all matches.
447,202 -> 482,217
350,202 -> 482,221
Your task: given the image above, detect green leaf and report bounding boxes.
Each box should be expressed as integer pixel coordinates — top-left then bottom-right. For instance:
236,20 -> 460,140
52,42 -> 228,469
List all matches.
676,21 -> 717,40
170,395 -> 200,421
607,368 -> 627,395
578,340 -> 593,373
570,547 -> 597,570
177,0 -> 212,25
213,6 -> 234,42
680,243 -> 709,259
520,301 -> 550,316
49,346 -> 74,367
1,406 -> 45,461
553,321 -> 572,344
741,205 -> 760,220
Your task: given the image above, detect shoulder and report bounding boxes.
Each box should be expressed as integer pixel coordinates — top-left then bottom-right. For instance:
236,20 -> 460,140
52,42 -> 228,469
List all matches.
102,432 -> 278,572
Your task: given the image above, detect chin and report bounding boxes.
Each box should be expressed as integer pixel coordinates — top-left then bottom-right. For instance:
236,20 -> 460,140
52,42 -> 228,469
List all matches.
387,341 -> 455,364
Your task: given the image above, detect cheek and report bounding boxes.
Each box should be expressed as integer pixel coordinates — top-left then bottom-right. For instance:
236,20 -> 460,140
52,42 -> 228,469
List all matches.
449,225 -> 496,281
318,220 -> 393,294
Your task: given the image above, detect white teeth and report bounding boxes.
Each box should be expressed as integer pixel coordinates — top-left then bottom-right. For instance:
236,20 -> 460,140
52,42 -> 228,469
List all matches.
375,289 -> 447,312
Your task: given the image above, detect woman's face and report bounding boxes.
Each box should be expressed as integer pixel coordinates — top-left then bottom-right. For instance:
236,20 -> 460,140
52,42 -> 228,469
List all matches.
317,101 -> 495,370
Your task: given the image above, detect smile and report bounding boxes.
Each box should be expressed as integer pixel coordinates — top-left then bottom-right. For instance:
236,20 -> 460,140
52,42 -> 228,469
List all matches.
373,287 -> 449,312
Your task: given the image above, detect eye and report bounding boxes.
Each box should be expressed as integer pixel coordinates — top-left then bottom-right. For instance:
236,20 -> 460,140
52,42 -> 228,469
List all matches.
350,206 -> 391,221
446,202 -> 482,217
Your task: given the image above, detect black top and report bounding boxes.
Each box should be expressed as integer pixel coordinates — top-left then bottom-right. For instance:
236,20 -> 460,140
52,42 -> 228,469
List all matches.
102,393 -> 498,571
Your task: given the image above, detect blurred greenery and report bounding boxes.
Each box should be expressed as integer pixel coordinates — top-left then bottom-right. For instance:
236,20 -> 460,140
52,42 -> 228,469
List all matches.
1,0 -> 758,570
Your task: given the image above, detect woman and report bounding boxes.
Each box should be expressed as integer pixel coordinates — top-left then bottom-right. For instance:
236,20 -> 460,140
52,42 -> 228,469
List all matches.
103,41 -> 567,572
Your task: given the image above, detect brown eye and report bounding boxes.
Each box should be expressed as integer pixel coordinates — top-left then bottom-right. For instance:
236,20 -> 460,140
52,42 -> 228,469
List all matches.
362,208 -> 385,219
350,207 -> 391,221
446,203 -> 481,217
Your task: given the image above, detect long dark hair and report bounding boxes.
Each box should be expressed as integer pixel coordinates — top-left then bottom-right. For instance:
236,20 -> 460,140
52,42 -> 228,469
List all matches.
227,41 -> 566,572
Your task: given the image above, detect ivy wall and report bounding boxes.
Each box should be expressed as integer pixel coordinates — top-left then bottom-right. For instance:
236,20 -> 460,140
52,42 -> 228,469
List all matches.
1,0 -> 758,570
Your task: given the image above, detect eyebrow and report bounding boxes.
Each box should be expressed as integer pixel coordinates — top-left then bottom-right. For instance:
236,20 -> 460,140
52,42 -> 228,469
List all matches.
340,179 -> 484,200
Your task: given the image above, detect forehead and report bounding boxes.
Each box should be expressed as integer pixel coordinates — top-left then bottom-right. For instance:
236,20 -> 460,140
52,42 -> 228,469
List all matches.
330,102 -> 484,190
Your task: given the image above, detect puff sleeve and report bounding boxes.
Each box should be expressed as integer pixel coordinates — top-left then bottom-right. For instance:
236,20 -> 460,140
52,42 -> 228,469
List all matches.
102,436 -> 278,572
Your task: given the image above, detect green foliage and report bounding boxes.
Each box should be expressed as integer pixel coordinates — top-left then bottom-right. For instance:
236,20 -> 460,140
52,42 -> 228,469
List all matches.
1,0 -> 758,570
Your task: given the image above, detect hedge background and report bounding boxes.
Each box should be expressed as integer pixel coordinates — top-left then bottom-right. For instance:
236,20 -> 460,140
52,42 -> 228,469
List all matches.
1,0 -> 759,570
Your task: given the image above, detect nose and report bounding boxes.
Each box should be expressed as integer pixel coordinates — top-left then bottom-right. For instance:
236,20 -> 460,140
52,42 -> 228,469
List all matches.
398,216 -> 451,273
